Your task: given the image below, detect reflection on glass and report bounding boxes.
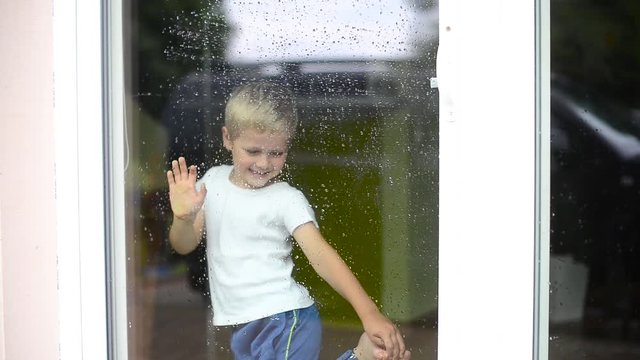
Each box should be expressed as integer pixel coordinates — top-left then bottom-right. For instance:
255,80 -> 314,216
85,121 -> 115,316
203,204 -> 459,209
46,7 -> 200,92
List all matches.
550,0 -> 640,358
124,0 -> 439,358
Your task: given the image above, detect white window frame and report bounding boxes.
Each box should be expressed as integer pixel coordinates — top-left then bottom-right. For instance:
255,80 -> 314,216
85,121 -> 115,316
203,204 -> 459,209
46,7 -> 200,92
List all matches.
437,0 -> 549,359
54,0 -> 127,358
53,0 -> 109,358
53,0 -> 550,359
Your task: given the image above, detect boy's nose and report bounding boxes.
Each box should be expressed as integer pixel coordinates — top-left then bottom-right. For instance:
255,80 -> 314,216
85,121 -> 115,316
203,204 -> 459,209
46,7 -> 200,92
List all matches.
255,155 -> 270,169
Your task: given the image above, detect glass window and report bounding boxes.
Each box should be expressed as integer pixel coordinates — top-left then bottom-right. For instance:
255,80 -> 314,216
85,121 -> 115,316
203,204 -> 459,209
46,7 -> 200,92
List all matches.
549,0 -> 640,357
121,0 -> 439,358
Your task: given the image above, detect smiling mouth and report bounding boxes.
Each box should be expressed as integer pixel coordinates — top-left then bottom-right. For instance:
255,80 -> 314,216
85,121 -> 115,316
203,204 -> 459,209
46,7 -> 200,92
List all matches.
250,169 -> 270,176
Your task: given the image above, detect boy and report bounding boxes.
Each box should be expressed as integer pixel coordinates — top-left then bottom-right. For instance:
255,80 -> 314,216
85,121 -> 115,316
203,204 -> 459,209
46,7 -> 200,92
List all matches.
167,82 -> 406,359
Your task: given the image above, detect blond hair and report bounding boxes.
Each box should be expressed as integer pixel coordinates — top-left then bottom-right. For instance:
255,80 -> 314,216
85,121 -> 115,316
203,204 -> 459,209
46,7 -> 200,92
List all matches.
224,82 -> 298,139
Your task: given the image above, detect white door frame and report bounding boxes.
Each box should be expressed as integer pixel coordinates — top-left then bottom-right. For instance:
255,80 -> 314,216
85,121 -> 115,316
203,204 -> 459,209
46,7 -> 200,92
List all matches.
437,0 -> 548,358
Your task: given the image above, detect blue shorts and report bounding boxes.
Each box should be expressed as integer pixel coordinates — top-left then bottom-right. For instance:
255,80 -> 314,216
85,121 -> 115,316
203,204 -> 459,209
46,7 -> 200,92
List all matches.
230,304 -> 322,360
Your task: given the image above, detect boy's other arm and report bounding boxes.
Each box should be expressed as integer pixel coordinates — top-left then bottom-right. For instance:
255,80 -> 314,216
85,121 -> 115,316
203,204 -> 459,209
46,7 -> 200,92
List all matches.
167,157 -> 207,255
293,222 -> 406,359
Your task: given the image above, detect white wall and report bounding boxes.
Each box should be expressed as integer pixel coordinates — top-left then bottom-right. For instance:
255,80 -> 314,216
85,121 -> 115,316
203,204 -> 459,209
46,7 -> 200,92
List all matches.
0,1 -> 59,359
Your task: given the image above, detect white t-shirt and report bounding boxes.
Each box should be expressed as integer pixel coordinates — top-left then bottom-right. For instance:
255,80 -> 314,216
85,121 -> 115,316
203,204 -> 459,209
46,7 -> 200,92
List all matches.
197,165 -> 317,325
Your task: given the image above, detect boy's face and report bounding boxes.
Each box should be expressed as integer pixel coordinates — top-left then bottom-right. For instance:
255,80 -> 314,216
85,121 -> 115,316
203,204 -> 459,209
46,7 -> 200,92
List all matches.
222,126 -> 290,189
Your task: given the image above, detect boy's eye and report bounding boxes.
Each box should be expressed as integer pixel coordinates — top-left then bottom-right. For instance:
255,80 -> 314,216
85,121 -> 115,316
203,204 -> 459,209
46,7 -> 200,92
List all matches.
269,151 -> 284,157
246,149 -> 261,155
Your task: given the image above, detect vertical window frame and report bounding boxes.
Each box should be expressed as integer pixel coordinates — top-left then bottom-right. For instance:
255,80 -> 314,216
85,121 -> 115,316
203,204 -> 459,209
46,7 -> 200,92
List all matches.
534,0 -> 551,358
54,0 -> 110,358
437,0 -> 549,359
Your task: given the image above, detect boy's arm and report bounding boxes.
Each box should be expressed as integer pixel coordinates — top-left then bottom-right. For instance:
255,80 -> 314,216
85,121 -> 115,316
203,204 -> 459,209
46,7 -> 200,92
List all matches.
169,209 -> 205,255
293,222 -> 406,359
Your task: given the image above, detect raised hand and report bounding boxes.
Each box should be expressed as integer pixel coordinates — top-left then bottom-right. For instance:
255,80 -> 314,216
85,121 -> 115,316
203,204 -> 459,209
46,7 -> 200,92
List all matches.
166,157 -> 207,221
361,310 -> 406,360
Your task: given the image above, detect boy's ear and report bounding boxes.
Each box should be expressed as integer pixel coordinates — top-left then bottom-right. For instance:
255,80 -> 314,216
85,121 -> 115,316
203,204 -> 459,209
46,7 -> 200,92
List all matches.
221,126 -> 233,151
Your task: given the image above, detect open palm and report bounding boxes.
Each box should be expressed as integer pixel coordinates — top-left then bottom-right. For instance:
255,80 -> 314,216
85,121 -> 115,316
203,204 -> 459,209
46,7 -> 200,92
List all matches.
166,157 -> 207,221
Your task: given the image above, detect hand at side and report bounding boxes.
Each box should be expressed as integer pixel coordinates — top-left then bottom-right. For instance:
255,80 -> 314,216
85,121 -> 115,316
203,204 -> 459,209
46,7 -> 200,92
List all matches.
360,309 -> 406,359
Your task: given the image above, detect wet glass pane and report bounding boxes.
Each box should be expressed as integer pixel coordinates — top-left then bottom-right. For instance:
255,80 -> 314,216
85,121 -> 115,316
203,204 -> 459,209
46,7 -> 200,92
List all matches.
123,0 -> 439,359
550,0 -> 640,358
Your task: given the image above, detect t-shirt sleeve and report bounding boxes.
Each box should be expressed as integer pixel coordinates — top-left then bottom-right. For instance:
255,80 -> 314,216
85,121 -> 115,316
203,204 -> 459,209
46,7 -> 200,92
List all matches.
195,167 -> 216,191
282,189 -> 318,234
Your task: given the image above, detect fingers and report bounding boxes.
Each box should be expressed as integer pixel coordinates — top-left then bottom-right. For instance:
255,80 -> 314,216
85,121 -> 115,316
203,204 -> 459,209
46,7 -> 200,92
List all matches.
171,159 -> 181,180
371,335 -> 385,348
384,332 -> 400,359
371,335 -> 396,359
169,157 -> 199,183
372,347 -> 411,360
380,325 -> 405,360
362,331 -> 407,360
178,157 -> 189,180
188,163 -> 198,183
166,170 -> 175,185
394,327 -> 406,358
